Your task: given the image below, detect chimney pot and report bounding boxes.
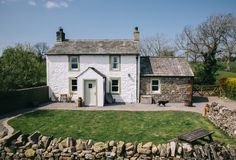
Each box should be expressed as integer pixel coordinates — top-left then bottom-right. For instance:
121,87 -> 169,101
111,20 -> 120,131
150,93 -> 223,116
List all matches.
56,27 -> 65,42
133,26 -> 140,41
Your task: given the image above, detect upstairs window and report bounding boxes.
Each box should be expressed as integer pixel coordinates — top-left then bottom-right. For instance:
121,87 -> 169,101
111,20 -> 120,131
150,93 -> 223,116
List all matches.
110,55 -> 120,71
151,79 -> 160,93
69,56 -> 79,71
70,78 -> 77,92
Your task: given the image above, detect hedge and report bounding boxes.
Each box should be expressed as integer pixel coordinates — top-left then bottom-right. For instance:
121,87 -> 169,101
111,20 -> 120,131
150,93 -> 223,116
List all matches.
220,77 -> 236,100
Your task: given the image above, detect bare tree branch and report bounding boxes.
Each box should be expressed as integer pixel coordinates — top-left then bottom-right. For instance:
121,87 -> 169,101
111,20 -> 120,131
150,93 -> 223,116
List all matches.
140,34 -> 176,57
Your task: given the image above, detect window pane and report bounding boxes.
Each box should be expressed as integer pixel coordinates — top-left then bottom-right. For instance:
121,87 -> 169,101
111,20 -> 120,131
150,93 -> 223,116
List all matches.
113,57 -> 118,63
152,86 -> 159,91
71,63 -> 78,69
152,80 -> 159,85
72,80 -> 77,85
112,80 -> 118,85
112,63 -> 118,69
72,86 -> 77,91
71,57 -> 78,63
112,86 -> 118,92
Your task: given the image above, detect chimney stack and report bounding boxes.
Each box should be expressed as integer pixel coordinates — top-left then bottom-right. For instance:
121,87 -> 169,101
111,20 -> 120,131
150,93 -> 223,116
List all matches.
133,26 -> 140,41
56,27 -> 65,42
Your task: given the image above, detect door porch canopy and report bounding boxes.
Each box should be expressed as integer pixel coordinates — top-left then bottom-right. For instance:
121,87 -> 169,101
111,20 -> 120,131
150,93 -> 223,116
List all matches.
77,67 -> 106,106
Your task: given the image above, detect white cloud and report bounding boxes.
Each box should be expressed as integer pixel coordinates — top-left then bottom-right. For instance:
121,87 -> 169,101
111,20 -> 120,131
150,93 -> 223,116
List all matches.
0,0 -> 74,9
0,0 -> 73,9
0,0 -> 17,4
45,0 -> 69,9
28,0 -> 36,6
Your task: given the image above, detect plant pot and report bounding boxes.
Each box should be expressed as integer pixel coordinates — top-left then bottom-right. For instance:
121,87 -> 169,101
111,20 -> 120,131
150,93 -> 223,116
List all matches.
78,97 -> 83,107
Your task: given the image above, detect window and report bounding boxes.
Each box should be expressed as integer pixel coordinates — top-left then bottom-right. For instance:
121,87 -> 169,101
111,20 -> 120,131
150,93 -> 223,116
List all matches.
70,78 -> 77,92
110,78 -> 120,94
151,79 -> 160,93
110,55 -> 120,70
69,56 -> 79,70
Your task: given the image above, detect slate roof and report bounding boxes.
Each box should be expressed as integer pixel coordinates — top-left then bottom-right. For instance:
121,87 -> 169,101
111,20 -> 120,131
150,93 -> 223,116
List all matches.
140,57 -> 194,77
47,39 -> 139,55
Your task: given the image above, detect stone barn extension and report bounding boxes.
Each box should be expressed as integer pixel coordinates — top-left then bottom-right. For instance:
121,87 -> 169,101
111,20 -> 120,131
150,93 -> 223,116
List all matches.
140,57 -> 194,103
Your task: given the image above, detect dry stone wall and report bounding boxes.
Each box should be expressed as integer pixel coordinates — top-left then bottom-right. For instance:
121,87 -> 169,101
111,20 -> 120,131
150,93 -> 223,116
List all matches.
0,131 -> 236,160
208,102 -> 236,138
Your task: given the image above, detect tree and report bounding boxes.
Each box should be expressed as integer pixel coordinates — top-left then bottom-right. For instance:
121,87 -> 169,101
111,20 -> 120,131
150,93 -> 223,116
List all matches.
220,21 -> 236,71
0,44 -> 46,91
34,42 -> 49,60
176,14 -> 235,84
140,34 -> 176,57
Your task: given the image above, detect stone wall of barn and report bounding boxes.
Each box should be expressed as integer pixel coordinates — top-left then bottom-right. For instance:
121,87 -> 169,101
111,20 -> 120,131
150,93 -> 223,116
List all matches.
140,76 -> 193,103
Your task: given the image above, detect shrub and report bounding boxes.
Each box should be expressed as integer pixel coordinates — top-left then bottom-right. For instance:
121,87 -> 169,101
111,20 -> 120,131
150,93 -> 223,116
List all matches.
220,77 -> 236,100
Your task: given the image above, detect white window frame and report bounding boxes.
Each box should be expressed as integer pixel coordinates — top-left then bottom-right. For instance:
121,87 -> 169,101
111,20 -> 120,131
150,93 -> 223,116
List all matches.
69,56 -> 79,71
70,78 -> 77,93
151,79 -> 161,94
110,55 -> 120,71
110,78 -> 120,94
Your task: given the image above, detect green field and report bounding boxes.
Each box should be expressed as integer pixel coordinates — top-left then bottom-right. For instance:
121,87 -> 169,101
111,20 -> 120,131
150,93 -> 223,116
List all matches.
9,110 -> 236,146
216,70 -> 236,82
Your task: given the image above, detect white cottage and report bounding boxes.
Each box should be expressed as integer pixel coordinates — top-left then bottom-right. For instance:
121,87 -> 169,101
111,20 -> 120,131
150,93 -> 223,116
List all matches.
46,27 -> 140,106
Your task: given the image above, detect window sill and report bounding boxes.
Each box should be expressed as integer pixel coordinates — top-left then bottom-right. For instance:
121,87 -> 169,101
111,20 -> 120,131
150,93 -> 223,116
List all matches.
70,91 -> 77,93
69,69 -> 80,72
110,69 -> 121,71
111,92 -> 120,95
151,91 -> 161,95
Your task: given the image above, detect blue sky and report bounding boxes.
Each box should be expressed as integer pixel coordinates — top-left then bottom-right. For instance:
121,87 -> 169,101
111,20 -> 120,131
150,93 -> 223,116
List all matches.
0,0 -> 236,54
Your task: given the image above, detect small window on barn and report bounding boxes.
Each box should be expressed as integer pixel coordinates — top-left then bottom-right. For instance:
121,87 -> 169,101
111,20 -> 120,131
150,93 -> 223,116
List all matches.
69,56 -> 79,71
69,78 -> 77,92
151,79 -> 160,94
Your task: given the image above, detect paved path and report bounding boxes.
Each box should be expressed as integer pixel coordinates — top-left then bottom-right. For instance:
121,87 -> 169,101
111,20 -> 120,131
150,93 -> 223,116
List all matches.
0,96 -> 236,141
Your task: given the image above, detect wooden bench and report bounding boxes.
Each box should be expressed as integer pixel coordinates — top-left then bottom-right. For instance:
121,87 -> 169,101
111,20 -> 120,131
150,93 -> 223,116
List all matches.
178,128 -> 214,144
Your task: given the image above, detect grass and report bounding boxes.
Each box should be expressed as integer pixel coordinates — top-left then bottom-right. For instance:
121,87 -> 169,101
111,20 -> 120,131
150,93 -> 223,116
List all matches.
9,110 -> 236,146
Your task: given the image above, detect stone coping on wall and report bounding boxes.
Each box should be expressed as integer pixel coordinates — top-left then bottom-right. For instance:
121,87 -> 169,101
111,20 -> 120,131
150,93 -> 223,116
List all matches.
0,131 -> 236,160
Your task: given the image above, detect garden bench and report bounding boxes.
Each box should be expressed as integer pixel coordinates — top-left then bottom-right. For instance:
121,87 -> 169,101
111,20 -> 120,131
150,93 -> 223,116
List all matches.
178,128 -> 214,144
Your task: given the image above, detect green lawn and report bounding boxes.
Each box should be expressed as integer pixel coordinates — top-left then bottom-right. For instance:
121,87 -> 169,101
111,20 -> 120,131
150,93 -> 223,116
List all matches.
9,110 -> 236,146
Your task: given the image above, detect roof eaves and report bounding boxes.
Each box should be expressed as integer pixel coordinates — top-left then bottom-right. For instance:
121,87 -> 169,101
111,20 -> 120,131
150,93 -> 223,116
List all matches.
46,52 -> 139,55
141,74 -> 194,77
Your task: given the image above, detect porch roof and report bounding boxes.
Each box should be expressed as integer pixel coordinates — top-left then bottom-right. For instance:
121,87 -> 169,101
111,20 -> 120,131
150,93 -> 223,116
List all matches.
77,67 -> 106,78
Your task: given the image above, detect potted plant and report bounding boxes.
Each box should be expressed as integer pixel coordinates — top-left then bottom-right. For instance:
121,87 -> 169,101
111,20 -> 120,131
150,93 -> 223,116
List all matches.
78,97 -> 83,107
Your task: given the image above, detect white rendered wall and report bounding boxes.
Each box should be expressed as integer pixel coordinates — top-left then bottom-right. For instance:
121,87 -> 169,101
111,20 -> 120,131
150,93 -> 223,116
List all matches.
47,55 -> 138,104
46,55 -> 79,101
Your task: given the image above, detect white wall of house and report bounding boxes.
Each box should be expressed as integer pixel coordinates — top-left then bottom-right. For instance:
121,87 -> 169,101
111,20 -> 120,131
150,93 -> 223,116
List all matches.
47,54 -> 138,104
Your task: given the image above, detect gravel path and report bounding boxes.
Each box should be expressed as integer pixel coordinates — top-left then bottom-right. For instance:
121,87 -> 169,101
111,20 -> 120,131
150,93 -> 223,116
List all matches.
0,96 -> 235,140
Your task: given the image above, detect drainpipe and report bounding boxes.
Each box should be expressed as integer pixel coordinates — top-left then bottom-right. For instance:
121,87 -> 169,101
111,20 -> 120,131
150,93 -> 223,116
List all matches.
136,55 -> 140,103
